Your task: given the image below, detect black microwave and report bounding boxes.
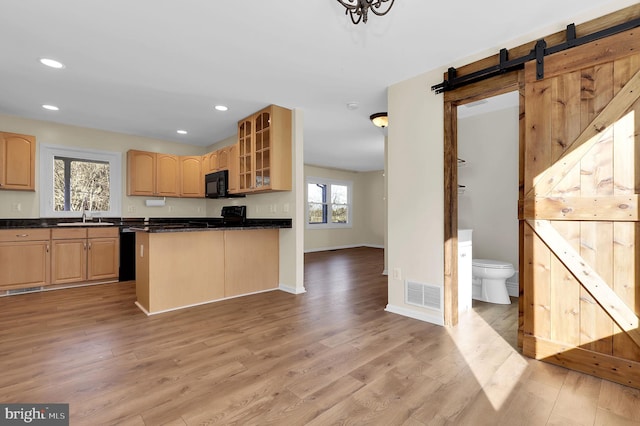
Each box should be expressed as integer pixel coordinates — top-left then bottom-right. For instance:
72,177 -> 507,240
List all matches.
205,170 -> 229,198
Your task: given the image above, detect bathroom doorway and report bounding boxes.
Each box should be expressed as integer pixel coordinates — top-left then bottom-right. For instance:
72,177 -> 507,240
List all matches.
457,92 -> 520,308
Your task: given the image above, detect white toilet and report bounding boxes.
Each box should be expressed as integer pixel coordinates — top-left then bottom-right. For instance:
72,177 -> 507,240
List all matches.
471,259 -> 514,304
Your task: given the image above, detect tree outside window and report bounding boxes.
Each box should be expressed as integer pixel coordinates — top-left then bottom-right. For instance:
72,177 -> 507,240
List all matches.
54,157 -> 110,212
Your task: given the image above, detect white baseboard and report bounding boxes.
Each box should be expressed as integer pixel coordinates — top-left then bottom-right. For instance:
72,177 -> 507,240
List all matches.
279,284 -> 306,294
385,304 -> 444,326
304,244 -> 384,253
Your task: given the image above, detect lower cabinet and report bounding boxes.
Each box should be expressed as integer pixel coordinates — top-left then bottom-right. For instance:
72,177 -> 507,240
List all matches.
51,227 -> 119,284
0,229 -> 51,290
135,229 -> 279,314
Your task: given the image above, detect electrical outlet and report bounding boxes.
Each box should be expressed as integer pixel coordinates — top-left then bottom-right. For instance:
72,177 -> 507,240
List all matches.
393,267 -> 402,280
283,203 -> 289,213
196,207 -> 202,213
270,204 -> 277,213
127,205 -> 135,213
168,206 -> 174,212
11,203 -> 21,212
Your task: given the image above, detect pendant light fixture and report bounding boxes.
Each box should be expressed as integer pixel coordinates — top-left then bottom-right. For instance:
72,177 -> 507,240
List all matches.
370,112 -> 388,128
337,0 -> 395,25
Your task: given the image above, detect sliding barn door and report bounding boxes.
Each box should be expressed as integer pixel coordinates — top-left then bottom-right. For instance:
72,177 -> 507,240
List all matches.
521,28 -> 640,388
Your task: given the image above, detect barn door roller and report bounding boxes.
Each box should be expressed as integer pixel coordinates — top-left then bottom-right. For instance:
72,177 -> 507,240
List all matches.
431,17 -> 640,94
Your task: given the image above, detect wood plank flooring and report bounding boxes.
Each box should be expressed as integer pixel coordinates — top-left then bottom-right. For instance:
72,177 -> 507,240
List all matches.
0,247 -> 638,425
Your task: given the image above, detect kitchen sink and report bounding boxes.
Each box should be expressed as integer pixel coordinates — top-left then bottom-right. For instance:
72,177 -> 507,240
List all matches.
57,222 -> 114,227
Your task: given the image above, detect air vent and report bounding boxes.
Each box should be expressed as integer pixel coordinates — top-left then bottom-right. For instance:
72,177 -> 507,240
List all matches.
406,281 -> 442,310
7,287 -> 42,295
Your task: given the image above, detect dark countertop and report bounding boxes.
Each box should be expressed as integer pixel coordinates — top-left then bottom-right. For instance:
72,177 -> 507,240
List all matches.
0,217 -> 292,231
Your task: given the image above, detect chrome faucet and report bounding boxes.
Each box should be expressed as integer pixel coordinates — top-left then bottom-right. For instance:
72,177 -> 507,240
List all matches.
81,196 -> 89,223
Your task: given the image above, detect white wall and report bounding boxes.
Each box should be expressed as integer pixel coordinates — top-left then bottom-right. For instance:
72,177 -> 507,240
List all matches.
387,69 -> 445,325
458,105 -> 520,270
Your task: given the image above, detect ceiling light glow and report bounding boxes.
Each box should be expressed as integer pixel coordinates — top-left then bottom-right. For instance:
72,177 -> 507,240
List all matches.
39,58 -> 65,69
177,130 -> 188,135
42,104 -> 59,111
214,105 -> 228,111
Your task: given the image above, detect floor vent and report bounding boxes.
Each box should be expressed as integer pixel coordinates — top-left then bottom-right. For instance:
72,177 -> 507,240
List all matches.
406,281 -> 442,310
7,287 -> 42,295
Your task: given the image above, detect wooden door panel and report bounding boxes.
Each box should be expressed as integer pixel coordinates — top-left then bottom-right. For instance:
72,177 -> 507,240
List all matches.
522,29 -> 640,388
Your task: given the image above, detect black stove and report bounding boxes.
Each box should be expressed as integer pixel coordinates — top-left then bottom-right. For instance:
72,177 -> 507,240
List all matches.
221,205 -> 247,226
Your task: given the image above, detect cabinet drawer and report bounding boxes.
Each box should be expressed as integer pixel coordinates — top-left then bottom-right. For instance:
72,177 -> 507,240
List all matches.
52,228 -> 87,240
0,228 -> 50,242
88,227 -> 119,238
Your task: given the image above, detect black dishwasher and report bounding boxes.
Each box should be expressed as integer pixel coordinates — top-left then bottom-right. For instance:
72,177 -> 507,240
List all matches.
119,227 -> 136,281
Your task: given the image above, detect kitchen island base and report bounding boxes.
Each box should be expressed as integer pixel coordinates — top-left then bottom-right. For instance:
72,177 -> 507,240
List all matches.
135,229 -> 279,315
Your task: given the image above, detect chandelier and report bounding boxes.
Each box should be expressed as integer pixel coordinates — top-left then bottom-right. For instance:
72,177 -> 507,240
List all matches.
337,0 -> 395,25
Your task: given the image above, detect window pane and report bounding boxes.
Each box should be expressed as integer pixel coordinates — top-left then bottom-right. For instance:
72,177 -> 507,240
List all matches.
70,160 -> 110,211
54,156 -> 110,212
54,159 -> 65,211
332,205 -> 348,223
308,183 -> 326,203
308,202 -> 326,224
331,184 -> 348,204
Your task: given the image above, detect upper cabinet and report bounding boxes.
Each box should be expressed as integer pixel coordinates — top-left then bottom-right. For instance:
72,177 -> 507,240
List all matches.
235,105 -> 292,194
202,150 -> 218,176
0,131 -> 36,191
180,156 -> 203,198
127,150 -> 180,197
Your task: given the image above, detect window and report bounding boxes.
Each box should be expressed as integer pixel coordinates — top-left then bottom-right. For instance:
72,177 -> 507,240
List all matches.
306,177 -> 352,228
40,144 -> 122,218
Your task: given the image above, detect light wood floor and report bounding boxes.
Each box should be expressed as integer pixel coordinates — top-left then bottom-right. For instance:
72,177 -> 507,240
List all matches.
1,247 -> 638,425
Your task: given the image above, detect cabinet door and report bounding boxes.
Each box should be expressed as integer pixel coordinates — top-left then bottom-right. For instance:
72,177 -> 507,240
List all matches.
127,150 -> 156,196
254,111 -> 271,190
202,152 -> 217,175
227,144 -> 239,194
51,239 -> 87,284
0,240 -> 50,289
238,118 -> 253,192
156,154 -> 180,196
180,156 -> 203,197
217,147 -> 229,170
0,132 -> 36,191
87,237 -> 119,280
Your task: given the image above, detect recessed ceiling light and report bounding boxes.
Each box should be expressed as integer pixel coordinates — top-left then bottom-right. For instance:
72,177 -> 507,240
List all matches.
214,105 -> 228,111
42,104 -> 59,111
39,58 -> 65,69
346,102 -> 359,111
176,129 -> 188,135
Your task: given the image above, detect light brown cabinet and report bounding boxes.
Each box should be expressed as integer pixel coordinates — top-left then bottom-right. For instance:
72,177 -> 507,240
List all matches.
202,151 -> 218,175
0,132 -> 36,191
51,227 -> 119,284
180,156 -> 203,197
235,105 -> 292,194
0,229 -> 50,290
127,150 -> 180,197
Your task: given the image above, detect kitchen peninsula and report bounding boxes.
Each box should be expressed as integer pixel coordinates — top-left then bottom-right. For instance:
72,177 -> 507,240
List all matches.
132,217 -> 291,315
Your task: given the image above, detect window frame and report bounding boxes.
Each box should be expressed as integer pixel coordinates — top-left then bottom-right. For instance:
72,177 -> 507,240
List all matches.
305,176 -> 353,229
39,143 -> 122,218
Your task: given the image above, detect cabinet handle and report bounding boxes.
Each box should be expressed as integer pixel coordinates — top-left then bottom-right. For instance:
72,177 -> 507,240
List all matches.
46,244 -> 50,253
16,233 -> 28,238
83,242 -> 87,250
88,242 -> 92,250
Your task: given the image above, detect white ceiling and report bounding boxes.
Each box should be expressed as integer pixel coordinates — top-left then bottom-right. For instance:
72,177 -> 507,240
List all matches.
0,1 -> 633,171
